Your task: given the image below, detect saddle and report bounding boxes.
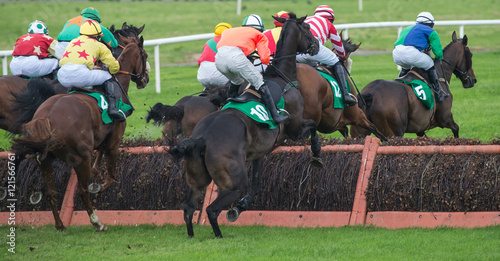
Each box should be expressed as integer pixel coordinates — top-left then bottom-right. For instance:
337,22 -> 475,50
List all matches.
397,69 -> 430,85
229,81 -> 283,105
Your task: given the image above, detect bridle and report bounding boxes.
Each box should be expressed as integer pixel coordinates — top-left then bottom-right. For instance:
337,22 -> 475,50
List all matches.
114,41 -> 148,84
441,40 -> 472,82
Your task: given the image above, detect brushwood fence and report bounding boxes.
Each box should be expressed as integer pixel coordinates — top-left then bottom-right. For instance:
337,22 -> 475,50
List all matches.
1,136 -> 499,228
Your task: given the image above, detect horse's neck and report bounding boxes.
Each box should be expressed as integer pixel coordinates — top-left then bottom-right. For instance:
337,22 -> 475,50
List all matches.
441,43 -> 460,84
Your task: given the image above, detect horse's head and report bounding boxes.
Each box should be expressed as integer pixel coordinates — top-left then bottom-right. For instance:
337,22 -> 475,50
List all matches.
443,31 -> 476,88
274,12 -> 319,57
118,34 -> 150,89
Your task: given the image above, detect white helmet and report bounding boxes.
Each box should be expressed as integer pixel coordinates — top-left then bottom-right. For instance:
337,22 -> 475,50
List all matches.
28,20 -> 48,34
416,12 -> 434,25
242,14 -> 264,32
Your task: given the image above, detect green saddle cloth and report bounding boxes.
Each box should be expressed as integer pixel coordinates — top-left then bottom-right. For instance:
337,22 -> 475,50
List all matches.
69,91 -> 132,124
395,79 -> 435,109
317,71 -> 351,109
222,97 -> 285,129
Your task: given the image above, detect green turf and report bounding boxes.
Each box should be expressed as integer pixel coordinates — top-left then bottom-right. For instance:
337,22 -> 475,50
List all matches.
0,224 -> 498,260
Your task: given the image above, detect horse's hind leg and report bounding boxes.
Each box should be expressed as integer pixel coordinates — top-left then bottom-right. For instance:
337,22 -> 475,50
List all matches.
206,188 -> 243,238
74,158 -> 108,231
302,119 -> 322,168
182,187 -> 205,238
227,159 -> 264,221
39,153 -> 66,231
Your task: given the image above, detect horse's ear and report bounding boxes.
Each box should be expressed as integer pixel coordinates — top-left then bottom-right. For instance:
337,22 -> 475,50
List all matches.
109,24 -> 115,32
119,34 -> 130,45
273,15 -> 287,25
298,15 -> 307,23
138,24 -> 145,34
452,31 -> 457,41
122,22 -> 128,30
462,35 -> 468,46
139,35 -> 144,47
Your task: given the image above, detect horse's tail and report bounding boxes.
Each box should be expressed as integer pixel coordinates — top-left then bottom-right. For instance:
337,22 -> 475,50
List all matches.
146,102 -> 184,126
11,118 -> 56,160
169,138 -> 206,160
9,77 -> 56,133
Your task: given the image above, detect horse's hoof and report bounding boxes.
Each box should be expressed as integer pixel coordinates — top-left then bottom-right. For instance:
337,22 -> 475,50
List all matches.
29,192 -> 43,205
226,207 -> 240,222
88,183 -> 101,194
95,224 -> 108,232
310,157 -> 324,169
0,187 -> 6,200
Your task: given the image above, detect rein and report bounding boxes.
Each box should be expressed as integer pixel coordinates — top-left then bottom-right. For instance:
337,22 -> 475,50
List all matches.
114,42 -> 148,83
441,40 -> 471,81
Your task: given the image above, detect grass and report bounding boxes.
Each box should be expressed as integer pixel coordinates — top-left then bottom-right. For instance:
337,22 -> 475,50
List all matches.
0,224 -> 499,260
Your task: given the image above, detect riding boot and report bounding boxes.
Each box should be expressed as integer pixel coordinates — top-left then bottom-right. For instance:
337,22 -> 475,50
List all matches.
104,79 -> 126,122
330,61 -> 357,107
260,84 -> 289,124
427,66 -> 449,103
398,67 -> 410,78
227,83 -> 240,99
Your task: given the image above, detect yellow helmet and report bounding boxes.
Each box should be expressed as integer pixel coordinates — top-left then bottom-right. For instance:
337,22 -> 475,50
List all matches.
80,20 -> 103,37
214,22 -> 232,36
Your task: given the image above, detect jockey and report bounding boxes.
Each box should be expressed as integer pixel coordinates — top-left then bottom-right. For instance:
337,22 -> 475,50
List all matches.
57,20 -> 125,122
298,5 -> 357,106
55,7 -> 118,59
393,12 -> 449,103
215,14 -> 288,124
197,22 -> 232,90
10,20 -> 59,78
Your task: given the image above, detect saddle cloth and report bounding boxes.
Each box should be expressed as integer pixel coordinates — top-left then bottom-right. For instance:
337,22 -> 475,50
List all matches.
69,90 -> 132,124
317,70 -> 351,109
395,71 -> 435,109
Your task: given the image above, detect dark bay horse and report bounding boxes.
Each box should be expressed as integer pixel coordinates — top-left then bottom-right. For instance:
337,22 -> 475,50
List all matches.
350,31 -> 476,138
11,35 -> 149,231
169,13 -> 319,238
0,76 -> 28,132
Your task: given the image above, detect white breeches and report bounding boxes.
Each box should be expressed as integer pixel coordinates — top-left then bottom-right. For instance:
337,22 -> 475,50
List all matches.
57,63 -> 112,88
55,41 -> 70,60
215,46 -> 264,89
392,45 -> 434,70
197,61 -> 230,89
9,55 -> 59,77
296,44 -> 339,67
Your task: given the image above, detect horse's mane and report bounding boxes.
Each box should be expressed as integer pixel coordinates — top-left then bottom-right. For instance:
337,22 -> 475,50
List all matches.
274,12 -> 297,58
110,22 -> 142,39
342,37 -> 359,53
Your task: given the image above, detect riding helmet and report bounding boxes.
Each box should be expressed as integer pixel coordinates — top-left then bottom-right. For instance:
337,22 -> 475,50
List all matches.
80,20 -> 103,37
81,7 -> 102,23
28,20 -> 48,34
242,14 -> 264,32
314,5 -> 335,22
214,22 -> 232,36
416,12 -> 435,27
273,11 -> 290,27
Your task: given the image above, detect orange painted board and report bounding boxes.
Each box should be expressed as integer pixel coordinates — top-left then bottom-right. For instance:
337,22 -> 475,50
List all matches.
216,210 -> 351,227
366,211 -> 500,229
69,210 -> 199,226
0,211 -> 55,226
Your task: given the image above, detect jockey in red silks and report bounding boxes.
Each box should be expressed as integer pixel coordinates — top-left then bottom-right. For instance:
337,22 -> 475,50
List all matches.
297,5 -> 357,106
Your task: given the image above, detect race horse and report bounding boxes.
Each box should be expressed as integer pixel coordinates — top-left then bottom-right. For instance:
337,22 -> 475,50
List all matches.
169,13 -> 319,238
147,34 -> 384,145
0,76 -> 28,133
11,34 -> 149,231
350,31 -> 476,138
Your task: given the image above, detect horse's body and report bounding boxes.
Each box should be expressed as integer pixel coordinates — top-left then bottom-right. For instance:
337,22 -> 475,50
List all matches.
350,32 -> 476,138
12,35 -> 149,231
0,76 -> 28,132
170,14 -> 319,238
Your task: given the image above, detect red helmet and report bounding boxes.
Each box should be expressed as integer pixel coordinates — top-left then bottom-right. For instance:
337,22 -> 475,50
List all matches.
273,11 -> 290,27
314,5 -> 335,22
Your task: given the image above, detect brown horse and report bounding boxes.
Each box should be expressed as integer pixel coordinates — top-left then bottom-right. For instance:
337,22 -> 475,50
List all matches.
11,35 -> 149,231
350,31 -> 476,138
0,76 -> 28,132
169,13 -> 319,238
296,38 -> 387,141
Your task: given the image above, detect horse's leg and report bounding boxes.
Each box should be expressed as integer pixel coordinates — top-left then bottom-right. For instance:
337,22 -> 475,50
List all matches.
206,188 -> 243,238
88,150 -> 104,193
338,125 -> 349,138
227,158 -> 264,221
101,127 -> 125,191
302,119 -> 323,168
182,187 -> 206,238
39,153 -> 66,231
74,158 -> 108,231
